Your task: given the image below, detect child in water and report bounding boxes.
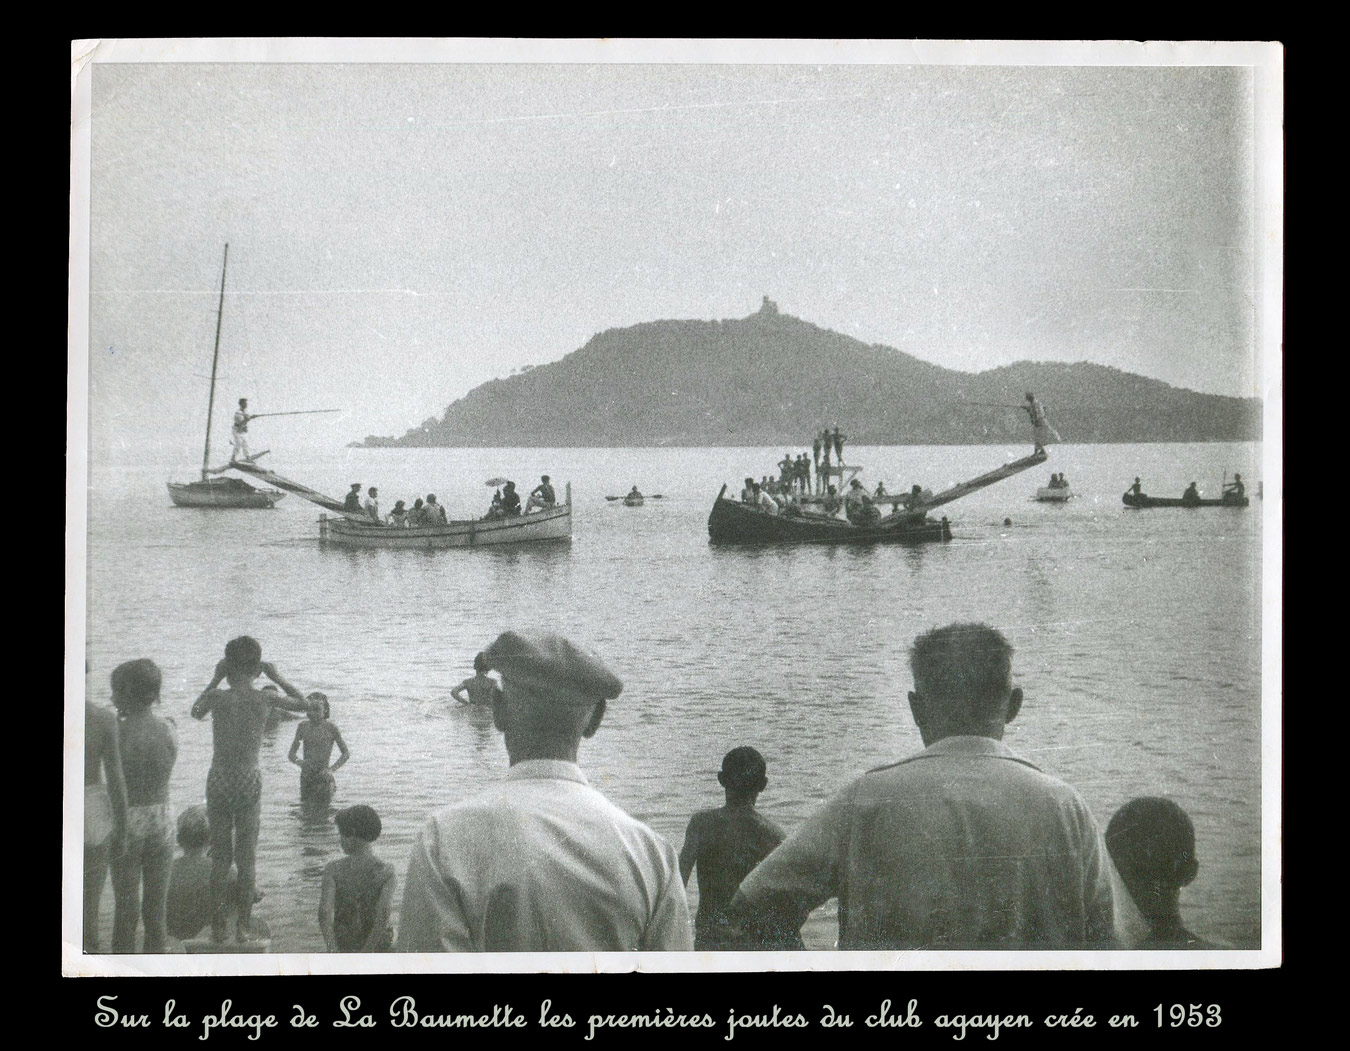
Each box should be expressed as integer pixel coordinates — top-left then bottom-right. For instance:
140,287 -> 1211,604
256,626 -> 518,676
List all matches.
450,654 -> 503,707
288,693 -> 349,812
319,805 -> 397,952
679,746 -> 801,950
1105,797 -> 1219,949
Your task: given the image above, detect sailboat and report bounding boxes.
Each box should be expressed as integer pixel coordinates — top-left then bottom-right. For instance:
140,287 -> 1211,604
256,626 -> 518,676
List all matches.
166,245 -> 285,509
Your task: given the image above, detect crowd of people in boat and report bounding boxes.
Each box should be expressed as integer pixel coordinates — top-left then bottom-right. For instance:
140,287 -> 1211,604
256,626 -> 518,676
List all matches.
740,473 -> 928,525
336,476 -> 559,527
86,623 -> 1224,954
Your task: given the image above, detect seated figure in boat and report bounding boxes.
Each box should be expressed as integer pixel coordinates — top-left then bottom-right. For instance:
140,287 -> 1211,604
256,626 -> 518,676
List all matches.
822,485 -> 842,515
903,484 -> 925,511
751,483 -> 778,515
425,494 -> 449,524
1058,474 -> 1070,489
1128,477 -> 1143,497
363,487 -> 382,524
874,481 -> 888,498
407,498 -> 429,526
1181,482 -> 1201,505
343,483 -> 363,514
741,477 -> 757,504
387,500 -> 409,527
844,480 -> 881,525
526,476 -> 557,512
1223,473 -> 1245,501
627,486 -> 644,501
484,481 -> 521,519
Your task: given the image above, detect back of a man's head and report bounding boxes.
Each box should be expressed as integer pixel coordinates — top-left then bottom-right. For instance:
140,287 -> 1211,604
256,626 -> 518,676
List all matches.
909,623 -> 1014,729
223,635 -> 263,682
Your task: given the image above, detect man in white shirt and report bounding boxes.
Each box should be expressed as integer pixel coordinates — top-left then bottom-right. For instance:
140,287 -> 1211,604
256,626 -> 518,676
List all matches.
753,483 -> 778,515
230,398 -> 252,462
363,487 -> 381,524
730,622 -> 1115,950
396,631 -> 693,952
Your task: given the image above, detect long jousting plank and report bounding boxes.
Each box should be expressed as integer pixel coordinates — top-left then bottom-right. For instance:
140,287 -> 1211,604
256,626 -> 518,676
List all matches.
915,448 -> 1049,511
227,460 -> 351,514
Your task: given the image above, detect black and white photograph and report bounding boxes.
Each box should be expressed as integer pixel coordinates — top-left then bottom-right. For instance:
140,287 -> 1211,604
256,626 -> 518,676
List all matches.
65,38 -> 1282,976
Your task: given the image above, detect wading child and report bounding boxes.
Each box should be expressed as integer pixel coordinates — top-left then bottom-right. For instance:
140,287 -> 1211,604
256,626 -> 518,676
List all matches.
192,635 -> 308,941
288,693 -> 349,812
319,805 -> 396,951
450,653 -> 502,706
679,747 -> 800,950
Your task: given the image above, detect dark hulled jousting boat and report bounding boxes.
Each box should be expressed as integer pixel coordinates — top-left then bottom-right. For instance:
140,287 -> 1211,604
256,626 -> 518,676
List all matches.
1122,491 -> 1249,509
708,448 -> 1048,544
166,244 -> 285,509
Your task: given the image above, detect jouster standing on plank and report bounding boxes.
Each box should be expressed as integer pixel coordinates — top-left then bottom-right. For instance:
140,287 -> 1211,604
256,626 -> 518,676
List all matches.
231,398 -> 253,463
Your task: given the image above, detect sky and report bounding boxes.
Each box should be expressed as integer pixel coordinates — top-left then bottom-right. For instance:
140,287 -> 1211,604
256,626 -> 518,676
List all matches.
76,42 -> 1279,465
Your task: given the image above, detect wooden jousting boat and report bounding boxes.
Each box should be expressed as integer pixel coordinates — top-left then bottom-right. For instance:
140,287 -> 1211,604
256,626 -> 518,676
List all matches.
229,461 -> 573,548
708,449 -> 1047,544
1122,491 -> 1249,509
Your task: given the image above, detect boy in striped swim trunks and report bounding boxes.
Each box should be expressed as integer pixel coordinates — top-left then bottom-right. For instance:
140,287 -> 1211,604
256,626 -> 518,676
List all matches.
192,636 -> 308,942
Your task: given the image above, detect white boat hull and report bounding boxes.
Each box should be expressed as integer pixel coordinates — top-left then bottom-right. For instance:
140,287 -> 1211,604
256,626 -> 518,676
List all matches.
167,481 -> 285,508
318,503 -> 571,549
1035,487 -> 1073,502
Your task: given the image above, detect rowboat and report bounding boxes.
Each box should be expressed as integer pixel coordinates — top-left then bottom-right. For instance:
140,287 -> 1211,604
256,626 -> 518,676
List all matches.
229,460 -> 572,548
622,494 -> 645,507
1035,486 -> 1073,502
166,245 -> 285,510
1123,491 -> 1249,509
318,494 -> 572,549
709,448 -> 1047,545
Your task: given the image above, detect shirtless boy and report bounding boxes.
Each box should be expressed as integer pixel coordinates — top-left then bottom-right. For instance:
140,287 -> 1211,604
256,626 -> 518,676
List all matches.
679,746 -> 799,950
450,653 -> 503,706
191,636 -> 308,941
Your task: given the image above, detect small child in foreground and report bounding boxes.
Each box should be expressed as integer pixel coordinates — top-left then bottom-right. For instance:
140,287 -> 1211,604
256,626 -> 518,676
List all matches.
165,805 -> 269,944
320,805 -> 396,952
1105,796 -> 1220,950
679,746 -> 801,950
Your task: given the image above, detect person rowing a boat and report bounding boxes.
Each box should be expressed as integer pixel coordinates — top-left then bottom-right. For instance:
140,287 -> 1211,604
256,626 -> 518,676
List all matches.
627,486 -> 643,500
230,399 -> 253,463
1128,478 -> 1143,497
1224,473 -> 1246,501
526,476 -> 556,512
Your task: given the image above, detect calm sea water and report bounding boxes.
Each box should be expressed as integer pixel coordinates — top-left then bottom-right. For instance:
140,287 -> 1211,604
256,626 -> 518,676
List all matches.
81,442 -> 1267,952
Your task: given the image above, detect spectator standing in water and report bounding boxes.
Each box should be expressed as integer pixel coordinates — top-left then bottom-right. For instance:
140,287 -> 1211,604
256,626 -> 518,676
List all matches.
192,636 -> 308,942
680,747 -> 799,950
85,692 -> 128,952
288,692 -> 349,813
110,659 -> 178,953
320,805 -> 397,952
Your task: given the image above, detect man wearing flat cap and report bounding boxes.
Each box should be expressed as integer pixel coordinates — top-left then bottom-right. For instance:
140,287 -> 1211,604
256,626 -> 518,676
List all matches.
396,631 -> 693,952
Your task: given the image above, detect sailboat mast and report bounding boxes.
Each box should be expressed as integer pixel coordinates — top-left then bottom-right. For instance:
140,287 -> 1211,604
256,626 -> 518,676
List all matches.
200,244 -> 229,481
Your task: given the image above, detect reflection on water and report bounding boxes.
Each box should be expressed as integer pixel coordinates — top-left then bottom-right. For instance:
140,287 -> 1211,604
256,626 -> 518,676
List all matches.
84,442 -> 1266,952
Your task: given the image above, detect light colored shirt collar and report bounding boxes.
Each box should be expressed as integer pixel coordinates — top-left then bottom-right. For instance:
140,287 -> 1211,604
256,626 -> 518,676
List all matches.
919,735 -> 1022,760
506,758 -> 590,786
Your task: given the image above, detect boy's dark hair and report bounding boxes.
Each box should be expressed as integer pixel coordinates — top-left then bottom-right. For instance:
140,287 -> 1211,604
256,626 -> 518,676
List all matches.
307,691 -> 330,718
111,658 -> 162,711
335,805 -> 382,843
719,746 -> 767,793
176,805 -> 211,850
224,635 -> 263,669
1106,797 -> 1199,887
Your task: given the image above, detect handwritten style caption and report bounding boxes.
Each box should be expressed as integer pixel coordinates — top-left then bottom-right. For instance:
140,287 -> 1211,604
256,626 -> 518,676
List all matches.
95,996 -> 1223,1041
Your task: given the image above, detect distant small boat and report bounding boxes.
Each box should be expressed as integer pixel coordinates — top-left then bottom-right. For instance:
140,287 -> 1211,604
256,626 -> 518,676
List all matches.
1123,491 -> 1249,509
1035,486 -> 1073,502
622,493 -> 645,507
